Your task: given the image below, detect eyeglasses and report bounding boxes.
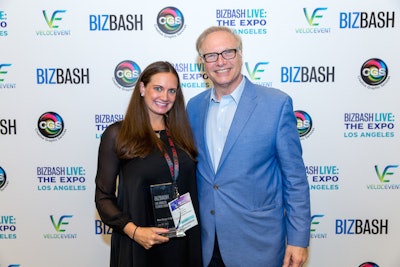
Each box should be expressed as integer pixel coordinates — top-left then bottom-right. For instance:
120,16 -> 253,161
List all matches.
202,48 -> 238,63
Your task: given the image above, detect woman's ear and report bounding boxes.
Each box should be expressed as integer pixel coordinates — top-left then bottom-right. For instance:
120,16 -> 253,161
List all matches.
139,82 -> 145,96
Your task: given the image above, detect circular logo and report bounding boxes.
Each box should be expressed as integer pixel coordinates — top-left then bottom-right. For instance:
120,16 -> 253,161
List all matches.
0,166 -> 7,190
295,110 -> 313,137
157,7 -> 184,35
360,58 -> 388,86
37,112 -> 64,139
114,60 -> 141,89
359,262 -> 379,267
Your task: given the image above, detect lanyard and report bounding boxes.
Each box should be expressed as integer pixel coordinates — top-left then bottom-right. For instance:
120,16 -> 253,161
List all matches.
158,130 -> 180,198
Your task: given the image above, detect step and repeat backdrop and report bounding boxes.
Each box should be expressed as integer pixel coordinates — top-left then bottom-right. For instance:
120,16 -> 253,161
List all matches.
1,0 -> 399,266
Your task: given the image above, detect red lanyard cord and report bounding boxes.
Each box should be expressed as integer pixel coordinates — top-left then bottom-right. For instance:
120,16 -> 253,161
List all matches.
158,130 -> 180,198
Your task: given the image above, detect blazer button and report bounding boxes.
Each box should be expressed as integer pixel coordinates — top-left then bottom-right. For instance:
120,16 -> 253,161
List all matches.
213,184 -> 219,190
210,210 -> 215,215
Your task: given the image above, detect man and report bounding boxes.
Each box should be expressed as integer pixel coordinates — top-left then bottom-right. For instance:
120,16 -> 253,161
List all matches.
186,26 -> 311,267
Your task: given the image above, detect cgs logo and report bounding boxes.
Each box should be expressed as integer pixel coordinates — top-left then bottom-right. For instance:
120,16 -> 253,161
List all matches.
360,58 -> 388,87
359,262 -> 379,267
113,60 -> 141,90
295,110 -> 314,139
0,166 -> 8,190
156,7 -> 185,36
36,112 -> 66,141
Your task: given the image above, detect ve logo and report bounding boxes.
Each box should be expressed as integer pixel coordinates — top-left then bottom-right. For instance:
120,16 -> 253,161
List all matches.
0,64 -> 11,82
42,10 -> 66,29
50,215 -> 73,232
310,214 -> 324,232
374,165 -> 398,183
245,62 -> 269,81
303,8 -> 327,26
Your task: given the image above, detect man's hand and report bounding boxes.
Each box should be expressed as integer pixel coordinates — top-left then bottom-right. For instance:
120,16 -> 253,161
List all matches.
282,245 -> 308,267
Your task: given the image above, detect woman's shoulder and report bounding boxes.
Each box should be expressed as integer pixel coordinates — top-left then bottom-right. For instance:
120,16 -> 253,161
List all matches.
101,121 -> 122,140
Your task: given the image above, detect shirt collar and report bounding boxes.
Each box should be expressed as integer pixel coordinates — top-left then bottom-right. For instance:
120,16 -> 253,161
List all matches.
209,75 -> 246,104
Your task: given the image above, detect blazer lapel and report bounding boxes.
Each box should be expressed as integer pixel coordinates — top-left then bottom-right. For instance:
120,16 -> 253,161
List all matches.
198,91 -> 216,176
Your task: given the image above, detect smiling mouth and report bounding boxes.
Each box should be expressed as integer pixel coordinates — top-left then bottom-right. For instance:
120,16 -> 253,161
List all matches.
215,68 -> 229,73
155,101 -> 169,107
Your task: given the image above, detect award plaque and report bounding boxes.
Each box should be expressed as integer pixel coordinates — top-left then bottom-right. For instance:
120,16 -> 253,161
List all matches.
150,182 -> 185,238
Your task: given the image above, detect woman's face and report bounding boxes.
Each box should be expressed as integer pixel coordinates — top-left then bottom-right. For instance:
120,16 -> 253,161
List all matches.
140,72 -> 178,122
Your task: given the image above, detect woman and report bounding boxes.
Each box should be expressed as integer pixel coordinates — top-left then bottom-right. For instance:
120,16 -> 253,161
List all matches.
95,61 -> 202,267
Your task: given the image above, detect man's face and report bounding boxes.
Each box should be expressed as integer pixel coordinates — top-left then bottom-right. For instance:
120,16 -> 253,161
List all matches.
200,31 -> 243,93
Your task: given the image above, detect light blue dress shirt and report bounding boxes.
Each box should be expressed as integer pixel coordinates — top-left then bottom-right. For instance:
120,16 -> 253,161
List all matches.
206,77 -> 245,173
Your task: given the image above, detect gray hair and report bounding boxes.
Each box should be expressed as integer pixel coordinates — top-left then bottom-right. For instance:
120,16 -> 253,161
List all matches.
196,26 -> 243,56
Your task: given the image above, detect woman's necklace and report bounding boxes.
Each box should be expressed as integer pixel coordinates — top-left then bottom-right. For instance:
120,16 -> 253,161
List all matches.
155,130 -> 162,138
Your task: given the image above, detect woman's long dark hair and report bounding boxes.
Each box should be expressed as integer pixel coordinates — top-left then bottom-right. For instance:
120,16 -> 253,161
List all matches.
116,61 -> 197,161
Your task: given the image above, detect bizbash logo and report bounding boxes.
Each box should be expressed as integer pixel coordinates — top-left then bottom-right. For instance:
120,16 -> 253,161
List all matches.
112,60 -> 141,90
306,165 -> 339,191
281,65 -> 335,83
0,10 -> 8,37
36,166 -> 87,191
0,166 -> 9,191
95,114 -> 124,138
295,8 -> 331,34
215,8 -> 268,35
89,13 -> 143,31
358,58 -> 389,89
95,219 -> 112,235
335,218 -> 388,235
44,215 -> 77,239
295,110 -> 314,139
36,10 -> 71,36
35,112 -> 66,141
343,112 -> 395,138
173,62 -> 211,89
0,215 -> 17,240
155,7 -> 185,37
340,11 -> 395,29
36,67 -> 89,85
0,119 -> 17,135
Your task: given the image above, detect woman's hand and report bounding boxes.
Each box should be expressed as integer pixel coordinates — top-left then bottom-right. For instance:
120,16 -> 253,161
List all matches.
133,226 -> 170,249
123,222 -> 170,249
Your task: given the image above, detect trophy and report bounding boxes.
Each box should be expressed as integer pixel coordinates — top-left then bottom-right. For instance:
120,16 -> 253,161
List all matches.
150,182 -> 185,238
